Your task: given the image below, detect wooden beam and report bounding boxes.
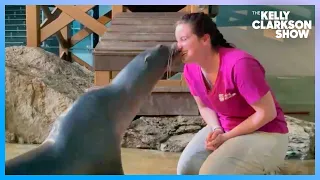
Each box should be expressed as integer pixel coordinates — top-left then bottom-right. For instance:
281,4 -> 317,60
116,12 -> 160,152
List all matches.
107,25 -> 175,33
112,5 -> 123,18
41,5 -> 68,49
40,7 -> 62,28
26,5 -> 40,47
102,32 -> 175,41
181,74 -> 188,87
179,5 -> 191,12
95,71 -> 111,86
56,5 -> 108,36
156,80 -> 181,87
111,71 -> 120,78
191,5 -> 200,13
70,11 -> 112,47
114,12 -> 185,18
137,92 -> 198,115
94,41 -> 174,51
59,25 -> 70,61
109,79 -> 182,87
124,6 -> 132,12
111,18 -> 178,25
201,5 -> 209,14
40,5 -> 94,42
191,5 -> 209,14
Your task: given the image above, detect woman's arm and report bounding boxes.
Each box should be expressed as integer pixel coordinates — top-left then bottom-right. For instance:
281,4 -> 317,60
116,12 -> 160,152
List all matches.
224,91 -> 277,140
207,58 -> 280,149
183,65 -> 222,131
225,56 -> 277,139
193,96 -> 222,131
223,57 -> 277,140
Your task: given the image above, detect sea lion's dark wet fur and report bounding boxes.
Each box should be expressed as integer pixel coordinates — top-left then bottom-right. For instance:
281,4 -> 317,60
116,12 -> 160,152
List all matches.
5,44 -> 180,175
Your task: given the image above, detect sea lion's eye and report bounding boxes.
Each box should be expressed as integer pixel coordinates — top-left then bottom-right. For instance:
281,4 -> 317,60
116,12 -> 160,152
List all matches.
144,54 -> 151,64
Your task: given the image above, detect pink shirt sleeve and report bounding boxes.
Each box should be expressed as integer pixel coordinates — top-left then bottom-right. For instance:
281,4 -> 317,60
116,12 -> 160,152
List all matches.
233,58 -> 270,105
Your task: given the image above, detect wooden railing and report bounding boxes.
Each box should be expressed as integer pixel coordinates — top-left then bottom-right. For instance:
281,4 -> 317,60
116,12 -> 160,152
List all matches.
25,5 -> 113,70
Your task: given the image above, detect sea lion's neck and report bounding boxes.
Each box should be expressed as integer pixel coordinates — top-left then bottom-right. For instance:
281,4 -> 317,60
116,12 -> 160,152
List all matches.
111,64 -> 152,95
109,51 -> 169,100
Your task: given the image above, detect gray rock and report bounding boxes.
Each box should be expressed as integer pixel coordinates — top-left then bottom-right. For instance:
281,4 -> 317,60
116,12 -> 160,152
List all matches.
5,131 -> 16,143
121,116 -> 205,151
5,46 -> 94,144
160,133 -> 195,152
122,115 -> 315,159
285,115 -> 315,159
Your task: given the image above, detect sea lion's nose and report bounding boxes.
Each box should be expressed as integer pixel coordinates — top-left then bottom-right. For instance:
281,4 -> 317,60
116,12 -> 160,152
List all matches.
156,44 -> 163,49
170,43 -> 181,55
171,43 -> 178,51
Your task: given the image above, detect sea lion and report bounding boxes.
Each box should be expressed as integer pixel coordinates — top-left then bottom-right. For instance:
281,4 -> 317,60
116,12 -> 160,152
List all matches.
5,44 -> 180,175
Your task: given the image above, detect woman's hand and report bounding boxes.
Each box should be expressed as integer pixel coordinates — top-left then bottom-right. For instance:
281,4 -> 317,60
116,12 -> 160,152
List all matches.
206,133 -> 229,151
205,128 -> 224,151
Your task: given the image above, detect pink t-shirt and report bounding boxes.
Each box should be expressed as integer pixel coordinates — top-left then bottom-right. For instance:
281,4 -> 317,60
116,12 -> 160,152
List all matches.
183,47 -> 288,134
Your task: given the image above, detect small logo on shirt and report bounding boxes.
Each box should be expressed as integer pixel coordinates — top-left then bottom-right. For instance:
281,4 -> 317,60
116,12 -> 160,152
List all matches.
219,93 -> 236,102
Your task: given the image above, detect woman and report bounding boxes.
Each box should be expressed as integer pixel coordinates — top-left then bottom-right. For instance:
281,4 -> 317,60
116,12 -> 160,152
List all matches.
174,12 -> 289,175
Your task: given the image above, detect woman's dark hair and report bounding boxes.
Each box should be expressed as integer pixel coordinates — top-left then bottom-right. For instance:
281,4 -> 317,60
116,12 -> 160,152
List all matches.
176,12 -> 235,50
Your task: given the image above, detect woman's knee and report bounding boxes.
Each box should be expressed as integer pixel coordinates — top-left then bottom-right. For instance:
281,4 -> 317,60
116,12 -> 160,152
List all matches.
198,132 -> 289,174
176,126 -> 213,175
177,158 -> 198,175
177,151 -> 211,174
199,155 -> 265,175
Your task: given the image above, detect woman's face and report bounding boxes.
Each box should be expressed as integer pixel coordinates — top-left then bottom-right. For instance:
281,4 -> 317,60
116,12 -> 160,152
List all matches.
175,23 -> 208,63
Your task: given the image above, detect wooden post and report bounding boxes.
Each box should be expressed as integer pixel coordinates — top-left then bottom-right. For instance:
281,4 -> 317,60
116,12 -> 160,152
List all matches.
26,5 -> 40,47
181,74 -> 187,87
190,5 -> 198,13
94,5 -> 124,86
201,5 -> 209,14
94,71 -> 111,86
179,5 -> 191,13
191,5 -> 209,14
59,25 -> 71,61
40,5 -> 70,61
112,5 -> 123,17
